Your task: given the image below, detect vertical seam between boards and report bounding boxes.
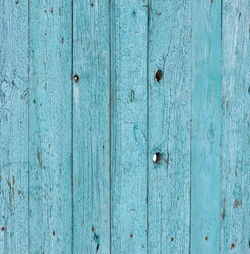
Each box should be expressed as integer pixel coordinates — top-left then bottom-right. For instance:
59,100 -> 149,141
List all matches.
219,0 -> 223,253
109,0 -> 112,253
71,0 -> 74,253
189,1 -> 193,253
146,0 -> 150,253
28,0 -> 30,252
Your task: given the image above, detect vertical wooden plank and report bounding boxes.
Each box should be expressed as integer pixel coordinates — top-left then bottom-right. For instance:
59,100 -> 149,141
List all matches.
72,0 -> 110,253
29,1 -> 72,253
191,1 -> 221,253
0,0 -> 29,253
220,1 -> 249,253
148,0 -> 191,253
110,0 -> 148,253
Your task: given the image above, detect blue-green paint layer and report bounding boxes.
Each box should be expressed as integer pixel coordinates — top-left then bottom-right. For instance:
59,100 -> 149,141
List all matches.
148,0 -> 192,253
72,0 -> 110,253
191,0 -> 222,253
28,1 -> 72,253
110,0 -> 148,253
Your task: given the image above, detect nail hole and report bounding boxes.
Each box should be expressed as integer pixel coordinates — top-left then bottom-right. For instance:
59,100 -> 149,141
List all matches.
130,234 -> 133,238
73,74 -> 79,83
91,2 -> 94,6
171,237 -> 174,241
155,70 -> 163,82
231,243 -> 235,249
205,236 -> 208,241
153,152 -> 163,164
52,231 -> 55,236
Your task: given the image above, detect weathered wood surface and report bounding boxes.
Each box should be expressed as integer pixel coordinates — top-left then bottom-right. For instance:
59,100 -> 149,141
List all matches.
191,1 -> 222,253
148,0 -> 191,253
0,0 -> 29,253
110,1 -> 148,253
0,0 -> 249,253
72,0 -> 110,253
220,1 -> 250,253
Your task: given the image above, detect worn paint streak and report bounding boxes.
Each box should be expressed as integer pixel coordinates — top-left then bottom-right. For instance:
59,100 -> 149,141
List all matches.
36,148 -> 42,168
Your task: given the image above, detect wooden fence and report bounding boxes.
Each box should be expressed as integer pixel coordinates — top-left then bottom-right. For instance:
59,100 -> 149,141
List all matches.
0,0 -> 249,253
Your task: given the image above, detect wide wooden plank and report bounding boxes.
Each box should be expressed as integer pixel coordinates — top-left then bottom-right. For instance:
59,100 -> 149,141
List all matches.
220,1 -> 249,253
191,1 -> 222,253
110,1 -> 148,253
28,1 -> 72,253
0,0 -> 29,253
148,1 -> 192,253
72,0 -> 110,253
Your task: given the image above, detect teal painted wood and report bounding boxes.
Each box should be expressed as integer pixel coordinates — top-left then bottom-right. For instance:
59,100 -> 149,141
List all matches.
29,1 -> 72,253
220,1 -> 250,253
72,0 -> 110,253
0,0 -> 29,253
0,1 -> 249,253
110,0 -> 148,253
191,1 -> 222,253
148,0 -> 191,253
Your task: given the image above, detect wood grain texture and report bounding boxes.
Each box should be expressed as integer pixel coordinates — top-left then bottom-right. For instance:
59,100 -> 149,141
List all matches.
220,1 -> 250,253
72,0 -> 110,253
110,1 -> 148,253
191,0 -> 222,253
0,0 -> 29,253
29,1 -> 72,253
148,0 -> 192,253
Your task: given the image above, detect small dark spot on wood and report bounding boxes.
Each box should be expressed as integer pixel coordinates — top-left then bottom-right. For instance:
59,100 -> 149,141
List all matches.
248,86 -> 250,95
155,70 -> 163,82
233,199 -> 239,208
231,243 -> 235,249
73,74 -> 79,83
205,236 -> 208,241
91,2 -> 94,7
171,237 -> 174,241
61,37 -> 64,44
132,11 -> 136,16
15,0 -> 19,4
130,234 -> 133,238
221,207 -> 225,219
33,99 -> 36,104
44,9 -> 47,14
1,227 -> 5,231
53,231 -> 55,236
37,148 -> 42,168
238,13 -> 241,20
92,226 -> 94,232
131,90 -> 135,102
51,8 -> 53,13
96,243 -> 99,251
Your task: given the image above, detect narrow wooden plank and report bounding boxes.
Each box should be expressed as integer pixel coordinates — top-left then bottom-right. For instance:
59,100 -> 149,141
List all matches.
191,1 -> 222,253
29,1 -> 72,253
148,1 -> 192,253
220,1 -> 249,253
110,1 -> 148,253
72,0 -> 110,253
0,0 -> 29,253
